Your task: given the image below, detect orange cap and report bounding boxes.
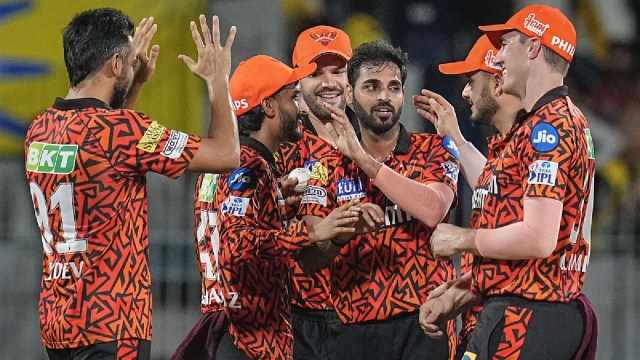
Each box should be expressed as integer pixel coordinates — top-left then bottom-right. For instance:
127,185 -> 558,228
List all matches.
292,25 -> 352,67
439,35 -> 501,75
230,55 -> 316,116
479,4 -> 577,63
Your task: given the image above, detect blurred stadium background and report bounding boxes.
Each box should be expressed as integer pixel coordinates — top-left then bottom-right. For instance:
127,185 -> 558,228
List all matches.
1,0 -> 638,358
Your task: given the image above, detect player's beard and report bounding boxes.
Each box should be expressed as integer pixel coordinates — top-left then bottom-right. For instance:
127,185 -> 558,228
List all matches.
301,87 -> 346,122
110,73 -> 131,109
470,86 -> 500,126
280,107 -> 303,143
353,99 -> 402,135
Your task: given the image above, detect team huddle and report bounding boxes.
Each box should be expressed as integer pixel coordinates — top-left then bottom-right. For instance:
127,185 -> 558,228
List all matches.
24,4 -> 597,360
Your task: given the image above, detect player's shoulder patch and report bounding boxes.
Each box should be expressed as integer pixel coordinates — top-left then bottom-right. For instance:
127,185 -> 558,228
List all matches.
227,167 -> 259,191
220,195 -> 250,216
442,135 -> 460,159
530,122 -> 559,152
137,120 -> 166,153
309,161 -> 329,186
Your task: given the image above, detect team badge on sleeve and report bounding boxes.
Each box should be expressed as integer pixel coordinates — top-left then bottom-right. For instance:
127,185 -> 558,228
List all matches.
228,168 -> 258,190
442,136 -> 460,159
198,173 -> 220,202
528,160 -> 558,185
531,123 -> 559,152
301,186 -> 328,206
442,161 -> 459,183
137,121 -> 166,152
309,162 -> 329,185
161,130 -> 189,159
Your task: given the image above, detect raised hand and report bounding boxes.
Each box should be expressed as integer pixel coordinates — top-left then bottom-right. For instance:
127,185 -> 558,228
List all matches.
179,15 -> 236,86
323,103 -> 366,161
353,202 -> 384,234
308,199 -> 361,242
131,17 -> 159,84
413,89 -> 465,145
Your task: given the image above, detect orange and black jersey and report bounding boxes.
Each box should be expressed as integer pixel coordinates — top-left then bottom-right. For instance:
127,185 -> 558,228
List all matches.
276,109 -> 359,311
25,98 -> 200,349
298,125 -> 459,323
471,86 -> 595,302
214,136 -> 314,360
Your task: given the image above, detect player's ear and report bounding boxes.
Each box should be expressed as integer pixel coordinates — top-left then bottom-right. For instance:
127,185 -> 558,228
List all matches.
261,97 -> 277,118
345,83 -> 353,104
493,73 -> 504,97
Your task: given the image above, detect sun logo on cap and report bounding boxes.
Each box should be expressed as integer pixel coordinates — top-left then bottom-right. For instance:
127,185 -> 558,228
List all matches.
484,50 -> 501,70
309,30 -> 338,46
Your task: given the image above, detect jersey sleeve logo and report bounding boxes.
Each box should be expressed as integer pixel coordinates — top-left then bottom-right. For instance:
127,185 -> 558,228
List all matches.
584,128 -> 595,159
228,167 -> 258,190
442,161 -> 459,183
528,160 -> 558,185
309,161 -> 329,185
26,142 -> 78,174
530,123 -> 559,152
220,196 -> 250,216
137,121 -> 166,152
161,130 -> 189,159
442,136 -> 460,159
301,186 -> 328,206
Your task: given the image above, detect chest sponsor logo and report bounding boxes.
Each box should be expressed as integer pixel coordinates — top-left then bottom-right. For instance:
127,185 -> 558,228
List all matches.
559,252 -> 589,273
442,161 -> 459,183
198,173 -> 220,202
161,129 -> 189,159
337,178 -> 366,202
27,142 -> 78,174
301,186 -> 327,206
528,160 -> 558,186
137,121 -> 166,152
472,175 -> 498,209
385,204 -> 413,226
220,196 -> 250,216
531,122 -> 559,152
228,167 -> 258,190
310,161 -> 329,185
442,136 -> 460,159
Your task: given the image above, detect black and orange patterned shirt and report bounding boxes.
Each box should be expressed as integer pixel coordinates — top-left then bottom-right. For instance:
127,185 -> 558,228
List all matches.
25,98 -> 200,349
299,125 -> 459,323
471,86 -> 595,302
277,112 -> 358,310
215,137 -> 314,360
461,115 -> 526,343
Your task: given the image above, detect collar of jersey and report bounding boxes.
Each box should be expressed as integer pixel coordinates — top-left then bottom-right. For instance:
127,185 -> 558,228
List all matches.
240,136 -> 277,166
53,97 -> 112,110
527,85 -> 569,115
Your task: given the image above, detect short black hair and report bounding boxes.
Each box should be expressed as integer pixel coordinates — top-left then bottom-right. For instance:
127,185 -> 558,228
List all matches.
347,40 -> 408,87
63,8 -> 135,87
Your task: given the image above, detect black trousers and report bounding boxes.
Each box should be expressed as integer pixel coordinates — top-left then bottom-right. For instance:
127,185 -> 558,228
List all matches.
46,339 -> 151,360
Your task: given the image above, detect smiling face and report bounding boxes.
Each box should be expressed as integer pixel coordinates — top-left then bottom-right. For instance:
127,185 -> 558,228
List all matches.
299,54 -> 349,122
352,61 -> 404,135
462,71 -> 500,126
494,31 -> 530,97
274,84 -> 303,143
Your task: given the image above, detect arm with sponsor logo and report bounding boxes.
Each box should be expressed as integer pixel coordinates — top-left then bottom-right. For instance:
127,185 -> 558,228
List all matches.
413,89 -> 486,187
179,15 -> 240,174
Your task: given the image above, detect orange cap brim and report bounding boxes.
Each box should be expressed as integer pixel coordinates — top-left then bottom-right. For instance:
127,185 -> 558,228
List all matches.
286,62 -> 317,84
438,61 -> 481,75
478,24 -> 518,48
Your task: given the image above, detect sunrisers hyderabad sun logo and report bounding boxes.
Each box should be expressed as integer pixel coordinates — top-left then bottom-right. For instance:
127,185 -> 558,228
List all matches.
309,30 -> 337,46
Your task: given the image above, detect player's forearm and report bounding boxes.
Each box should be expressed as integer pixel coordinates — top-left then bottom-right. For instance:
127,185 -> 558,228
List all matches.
457,141 -> 486,188
371,165 -> 453,227
475,197 -> 562,259
352,152 -> 383,179
206,77 -> 240,167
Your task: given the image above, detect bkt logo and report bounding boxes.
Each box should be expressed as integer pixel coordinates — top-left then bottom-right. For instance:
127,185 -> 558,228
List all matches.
228,168 -> 257,190
336,178 -> 366,201
304,160 -> 317,172
528,160 -> 558,186
27,142 -> 78,174
531,123 -> 559,152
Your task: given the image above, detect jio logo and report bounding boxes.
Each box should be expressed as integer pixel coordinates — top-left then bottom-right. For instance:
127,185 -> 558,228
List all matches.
228,167 -> 256,190
531,123 -> 559,152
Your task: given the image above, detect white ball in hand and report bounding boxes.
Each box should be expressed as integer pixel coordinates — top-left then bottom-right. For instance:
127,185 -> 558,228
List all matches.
289,167 -> 311,193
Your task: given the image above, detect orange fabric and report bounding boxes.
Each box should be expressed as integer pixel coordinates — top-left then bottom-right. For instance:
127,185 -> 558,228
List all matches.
292,25 -> 353,67
439,35 -> 502,75
230,55 -> 315,116
479,4 -> 577,63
